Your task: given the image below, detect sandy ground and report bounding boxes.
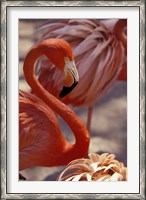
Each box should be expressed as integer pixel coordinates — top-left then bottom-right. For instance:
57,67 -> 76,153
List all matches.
19,19 -> 127,181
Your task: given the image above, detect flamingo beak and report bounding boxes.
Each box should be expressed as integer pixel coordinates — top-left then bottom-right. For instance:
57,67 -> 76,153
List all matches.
59,81 -> 78,98
59,58 -> 79,98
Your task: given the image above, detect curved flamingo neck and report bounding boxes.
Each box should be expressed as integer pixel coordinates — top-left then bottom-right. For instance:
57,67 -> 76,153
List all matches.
23,41 -> 90,158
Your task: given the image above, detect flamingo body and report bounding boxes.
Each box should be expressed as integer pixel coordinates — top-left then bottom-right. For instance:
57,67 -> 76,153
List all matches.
19,38 -> 90,171
20,91 -> 85,170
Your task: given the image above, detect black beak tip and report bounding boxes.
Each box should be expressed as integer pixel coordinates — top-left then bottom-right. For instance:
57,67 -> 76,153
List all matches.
59,81 -> 78,98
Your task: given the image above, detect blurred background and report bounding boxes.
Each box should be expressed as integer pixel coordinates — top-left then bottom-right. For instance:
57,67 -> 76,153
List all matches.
19,19 -> 127,181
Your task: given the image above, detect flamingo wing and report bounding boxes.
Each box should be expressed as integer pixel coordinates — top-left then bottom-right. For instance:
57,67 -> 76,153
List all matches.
19,90 -> 67,170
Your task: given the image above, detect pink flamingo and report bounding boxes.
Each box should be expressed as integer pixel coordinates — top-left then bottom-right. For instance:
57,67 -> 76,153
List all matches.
19,38 -> 90,171
34,19 -> 127,131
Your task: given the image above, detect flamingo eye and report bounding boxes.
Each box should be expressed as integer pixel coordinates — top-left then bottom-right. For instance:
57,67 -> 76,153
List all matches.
64,57 -> 69,62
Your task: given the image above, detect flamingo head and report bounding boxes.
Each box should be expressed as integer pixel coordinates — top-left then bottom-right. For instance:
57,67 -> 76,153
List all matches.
43,38 -> 79,98
59,56 -> 79,98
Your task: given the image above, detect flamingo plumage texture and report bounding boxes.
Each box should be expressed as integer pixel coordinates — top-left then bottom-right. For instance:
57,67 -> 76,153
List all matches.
57,153 -> 127,181
34,19 -> 127,107
19,38 -> 90,171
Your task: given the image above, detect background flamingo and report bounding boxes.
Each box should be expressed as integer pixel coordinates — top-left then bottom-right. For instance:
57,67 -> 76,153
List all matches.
33,19 -> 127,131
19,38 -> 90,172
19,19 -> 127,180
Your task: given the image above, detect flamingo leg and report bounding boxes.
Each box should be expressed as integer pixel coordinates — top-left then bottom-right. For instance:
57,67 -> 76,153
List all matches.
87,106 -> 93,133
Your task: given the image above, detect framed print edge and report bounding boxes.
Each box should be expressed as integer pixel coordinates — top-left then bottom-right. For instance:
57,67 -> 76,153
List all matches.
1,0 -> 145,199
